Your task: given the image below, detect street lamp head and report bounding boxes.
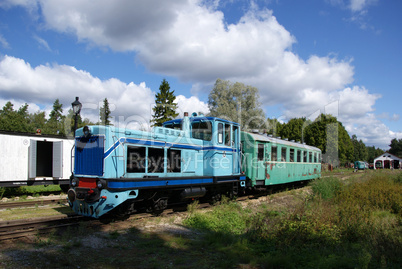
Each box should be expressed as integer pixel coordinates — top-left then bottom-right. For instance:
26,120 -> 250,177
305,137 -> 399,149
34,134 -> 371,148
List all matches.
71,97 -> 82,115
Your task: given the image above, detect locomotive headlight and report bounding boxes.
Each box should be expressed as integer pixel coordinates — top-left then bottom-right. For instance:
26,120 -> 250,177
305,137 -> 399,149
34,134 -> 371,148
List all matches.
96,179 -> 105,189
71,178 -> 79,187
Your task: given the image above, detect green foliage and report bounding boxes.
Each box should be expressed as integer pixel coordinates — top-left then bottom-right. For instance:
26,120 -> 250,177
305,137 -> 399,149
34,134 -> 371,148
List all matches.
151,79 -> 179,127
310,177 -> 342,200
0,100 -> 95,136
184,202 -> 249,235
352,134 -> 369,162
366,145 -> 385,163
208,78 -> 266,130
389,138 -> 402,157
302,114 -> 353,165
1,185 -> 62,197
182,172 -> 401,268
47,99 -> 65,135
278,117 -> 306,142
99,98 -> 112,125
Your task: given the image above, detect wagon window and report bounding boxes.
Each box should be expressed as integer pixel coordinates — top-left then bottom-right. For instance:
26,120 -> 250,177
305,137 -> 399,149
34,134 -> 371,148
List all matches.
271,146 -> 277,161
127,146 -> 146,173
314,152 -> 317,163
258,144 -> 264,161
309,152 -> 313,163
290,149 -> 294,162
281,147 -> 287,162
297,150 -> 301,162
303,151 -> 307,163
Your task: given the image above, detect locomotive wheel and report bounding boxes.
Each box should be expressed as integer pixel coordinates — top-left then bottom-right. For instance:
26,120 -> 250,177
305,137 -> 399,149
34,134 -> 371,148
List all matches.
209,193 -> 222,205
111,200 -> 135,219
146,198 -> 168,215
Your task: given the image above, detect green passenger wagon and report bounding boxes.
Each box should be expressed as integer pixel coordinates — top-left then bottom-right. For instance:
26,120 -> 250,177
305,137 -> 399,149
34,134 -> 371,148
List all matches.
354,161 -> 366,170
241,132 -> 322,188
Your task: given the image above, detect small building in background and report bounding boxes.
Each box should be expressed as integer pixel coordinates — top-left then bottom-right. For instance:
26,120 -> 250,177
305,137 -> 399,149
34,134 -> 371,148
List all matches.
373,152 -> 402,169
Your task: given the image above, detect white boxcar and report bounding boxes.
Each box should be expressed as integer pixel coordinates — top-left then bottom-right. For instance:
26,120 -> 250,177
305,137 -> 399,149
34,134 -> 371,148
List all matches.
0,131 -> 74,188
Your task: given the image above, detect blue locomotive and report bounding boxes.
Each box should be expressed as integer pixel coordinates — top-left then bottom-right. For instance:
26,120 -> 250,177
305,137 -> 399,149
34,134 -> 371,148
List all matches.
67,112 -> 246,218
68,112 -> 322,218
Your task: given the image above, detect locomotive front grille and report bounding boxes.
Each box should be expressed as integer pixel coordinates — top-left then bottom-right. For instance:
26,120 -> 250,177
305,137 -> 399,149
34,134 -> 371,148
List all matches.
75,135 -> 105,176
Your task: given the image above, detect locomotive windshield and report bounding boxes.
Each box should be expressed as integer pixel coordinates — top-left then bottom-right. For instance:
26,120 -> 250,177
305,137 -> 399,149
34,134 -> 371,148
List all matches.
191,120 -> 212,141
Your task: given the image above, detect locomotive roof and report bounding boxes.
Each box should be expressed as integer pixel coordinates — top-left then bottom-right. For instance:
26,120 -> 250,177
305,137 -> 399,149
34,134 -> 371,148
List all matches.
244,132 -> 321,152
163,116 -> 240,126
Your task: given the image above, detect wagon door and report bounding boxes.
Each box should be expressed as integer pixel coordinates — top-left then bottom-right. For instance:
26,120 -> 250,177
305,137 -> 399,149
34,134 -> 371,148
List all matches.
232,125 -> 239,174
256,143 -> 266,180
52,141 -> 63,178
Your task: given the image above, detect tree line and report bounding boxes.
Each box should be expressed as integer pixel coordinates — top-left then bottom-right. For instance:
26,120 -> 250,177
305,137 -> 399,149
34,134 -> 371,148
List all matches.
2,78 -> 400,165
205,79 -> 400,165
0,98 -> 112,136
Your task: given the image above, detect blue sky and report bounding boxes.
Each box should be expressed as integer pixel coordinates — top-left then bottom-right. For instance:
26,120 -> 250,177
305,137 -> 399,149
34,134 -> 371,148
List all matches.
0,0 -> 400,149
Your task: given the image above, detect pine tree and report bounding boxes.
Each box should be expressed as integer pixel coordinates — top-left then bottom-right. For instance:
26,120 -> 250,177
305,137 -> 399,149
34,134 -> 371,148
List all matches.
47,99 -> 65,135
151,79 -> 179,127
100,98 -> 112,125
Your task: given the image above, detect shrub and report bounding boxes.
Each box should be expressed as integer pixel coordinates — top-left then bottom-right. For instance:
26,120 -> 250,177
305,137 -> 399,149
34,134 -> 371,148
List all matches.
310,176 -> 342,200
184,202 -> 249,235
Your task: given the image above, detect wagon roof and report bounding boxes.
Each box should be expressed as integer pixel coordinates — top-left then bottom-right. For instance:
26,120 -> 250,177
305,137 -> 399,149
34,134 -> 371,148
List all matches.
243,132 -> 321,152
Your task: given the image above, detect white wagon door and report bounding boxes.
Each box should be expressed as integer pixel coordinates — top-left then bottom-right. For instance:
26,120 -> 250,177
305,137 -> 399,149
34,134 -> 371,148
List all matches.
52,141 -> 63,178
28,140 -> 37,179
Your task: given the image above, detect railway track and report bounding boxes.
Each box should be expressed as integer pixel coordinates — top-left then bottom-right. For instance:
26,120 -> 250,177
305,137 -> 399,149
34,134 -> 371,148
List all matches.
0,197 -> 68,210
0,183 -> 309,241
0,214 -> 85,241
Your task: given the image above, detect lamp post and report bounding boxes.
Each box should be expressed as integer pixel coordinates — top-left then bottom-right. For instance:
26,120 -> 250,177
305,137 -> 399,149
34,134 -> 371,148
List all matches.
71,97 -> 82,137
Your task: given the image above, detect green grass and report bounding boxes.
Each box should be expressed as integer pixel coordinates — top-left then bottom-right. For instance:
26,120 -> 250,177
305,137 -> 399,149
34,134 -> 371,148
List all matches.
0,185 -> 62,199
182,170 -> 402,268
1,171 -> 401,269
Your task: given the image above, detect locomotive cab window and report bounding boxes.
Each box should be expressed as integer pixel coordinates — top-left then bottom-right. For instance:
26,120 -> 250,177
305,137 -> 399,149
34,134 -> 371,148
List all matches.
225,124 -> 231,146
127,146 -> 146,173
167,149 -> 181,173
148,147 -> 164,173
191,120 -> 212,141
218,123 -> 223,144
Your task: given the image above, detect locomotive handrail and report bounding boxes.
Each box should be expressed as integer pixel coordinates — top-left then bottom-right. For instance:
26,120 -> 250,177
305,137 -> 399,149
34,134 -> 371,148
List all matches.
112,135 -> 126,178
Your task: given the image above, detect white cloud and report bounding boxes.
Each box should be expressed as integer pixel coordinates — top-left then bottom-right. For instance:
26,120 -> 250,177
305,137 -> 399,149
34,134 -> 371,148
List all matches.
344,113 -> 402,149
175,95 -> 209,117
0,0 -> 395,148
0,55 -> 155,126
